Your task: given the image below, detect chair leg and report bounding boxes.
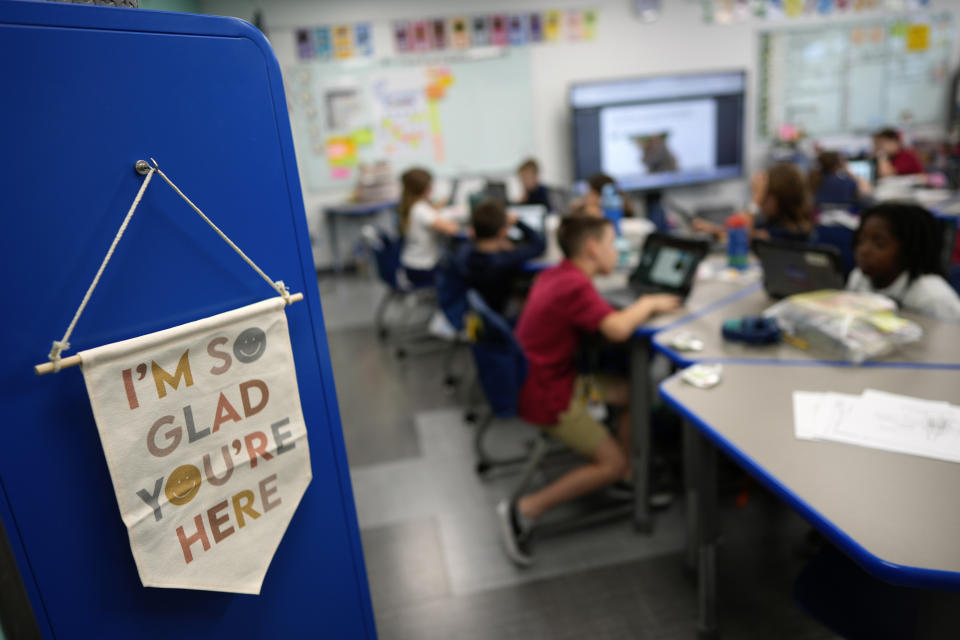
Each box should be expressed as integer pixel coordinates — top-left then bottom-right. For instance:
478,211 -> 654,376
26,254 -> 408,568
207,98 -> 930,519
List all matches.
510,435 -> 551,504
473,412 -> 494,475
375,291 -> 395,340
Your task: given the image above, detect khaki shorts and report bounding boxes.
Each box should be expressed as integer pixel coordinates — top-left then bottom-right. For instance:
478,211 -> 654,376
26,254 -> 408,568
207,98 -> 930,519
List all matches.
544,376 -> 612,458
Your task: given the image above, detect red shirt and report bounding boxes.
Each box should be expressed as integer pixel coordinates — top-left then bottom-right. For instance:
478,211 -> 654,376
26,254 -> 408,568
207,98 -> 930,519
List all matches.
891,148 -> 924,175
515,260 -> 615,425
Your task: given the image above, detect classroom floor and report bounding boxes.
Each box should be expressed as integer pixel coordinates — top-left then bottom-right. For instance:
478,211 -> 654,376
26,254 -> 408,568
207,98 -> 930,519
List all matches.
320,271 -> 840,640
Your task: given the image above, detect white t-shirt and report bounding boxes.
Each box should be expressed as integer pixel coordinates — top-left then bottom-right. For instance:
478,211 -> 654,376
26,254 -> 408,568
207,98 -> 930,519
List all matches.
401,200 -> 441,271
847,268 -> 960,323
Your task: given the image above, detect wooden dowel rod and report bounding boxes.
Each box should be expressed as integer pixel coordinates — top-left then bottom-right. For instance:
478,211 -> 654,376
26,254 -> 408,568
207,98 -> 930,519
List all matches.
34,292 -> 304,376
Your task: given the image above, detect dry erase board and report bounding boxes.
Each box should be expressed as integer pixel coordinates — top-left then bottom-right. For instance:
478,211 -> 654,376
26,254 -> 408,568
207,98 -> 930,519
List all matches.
0,2 -> 374,637
757,11 -> 954,136
286,48 -> 537,192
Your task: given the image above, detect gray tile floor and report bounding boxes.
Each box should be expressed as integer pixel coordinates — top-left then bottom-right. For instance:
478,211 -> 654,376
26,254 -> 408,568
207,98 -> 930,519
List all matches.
322,272 -> 839,639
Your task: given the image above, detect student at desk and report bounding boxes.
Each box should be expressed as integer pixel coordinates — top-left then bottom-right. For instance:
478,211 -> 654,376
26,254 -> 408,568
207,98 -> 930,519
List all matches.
848,202 -> 960,322
569,173 -> 636,218
517,158 -> 551,209
693,163 -> 814,243
398,167 -> 460,286
873,127 -> 925,177
810,150 -> 871,211
497,216 -> 679,566
452,199 -> 545,318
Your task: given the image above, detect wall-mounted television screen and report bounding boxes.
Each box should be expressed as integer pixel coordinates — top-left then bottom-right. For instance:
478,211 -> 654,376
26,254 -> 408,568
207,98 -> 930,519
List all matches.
571,70 -> 745,191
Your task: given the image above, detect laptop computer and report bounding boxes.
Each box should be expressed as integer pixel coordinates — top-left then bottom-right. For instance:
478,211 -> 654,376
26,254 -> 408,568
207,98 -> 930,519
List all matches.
509,204 -> 547,235
484,180 -> 508,205
846,159 -> 875,185
604,233 -> 710,309
754,238 -> 845,299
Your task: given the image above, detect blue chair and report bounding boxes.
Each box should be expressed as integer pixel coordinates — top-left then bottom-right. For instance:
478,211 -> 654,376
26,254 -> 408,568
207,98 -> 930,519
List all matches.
361,225 -> 438,355
814,224 -> 856,278
465,289 -> 549,477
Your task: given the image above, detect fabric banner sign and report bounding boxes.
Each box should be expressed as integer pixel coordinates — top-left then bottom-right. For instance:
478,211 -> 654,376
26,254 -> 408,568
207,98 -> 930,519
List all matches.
79,298 -> 312,594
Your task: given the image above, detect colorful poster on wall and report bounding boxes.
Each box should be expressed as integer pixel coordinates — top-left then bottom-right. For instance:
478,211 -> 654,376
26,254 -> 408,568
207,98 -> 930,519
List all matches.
450,17 -> 471,48
314,27 -> 332,60
393,21 -> 412,53
431,19 -> 448,50
566,10 -> 584,41
471,15 -> 491,46
544,10 -> 562,41
412,20 -> 432,51
354,23 -> 373,57
583,10 -> 598,40
78,298 -> 312,593
296,29 -> 314,59
332,25 -> 353,59
491,15 -> 509,45
784,0 -> 804,16
509,14 -> 528,45
528,13 -> 544,41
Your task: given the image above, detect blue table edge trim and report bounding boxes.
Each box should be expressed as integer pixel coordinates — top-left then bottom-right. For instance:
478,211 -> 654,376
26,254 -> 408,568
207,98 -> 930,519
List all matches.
635,281 -> 763,337
659,375 -> 960,592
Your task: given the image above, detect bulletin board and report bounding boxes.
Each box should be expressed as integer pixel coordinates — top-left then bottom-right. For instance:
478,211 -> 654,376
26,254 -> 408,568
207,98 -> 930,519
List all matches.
0,2 -> 374,638
286,48 -> 537,192
757,11 -> 954,137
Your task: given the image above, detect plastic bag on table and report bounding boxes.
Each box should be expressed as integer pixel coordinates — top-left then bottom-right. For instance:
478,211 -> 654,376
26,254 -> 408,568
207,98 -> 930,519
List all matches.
762,290 -> 923,364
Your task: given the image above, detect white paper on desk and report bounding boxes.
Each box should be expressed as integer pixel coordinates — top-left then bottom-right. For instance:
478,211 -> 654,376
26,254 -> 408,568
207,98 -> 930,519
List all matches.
834,390 -> 960,464
792,391 -> 824,440
792,391 -> 860,441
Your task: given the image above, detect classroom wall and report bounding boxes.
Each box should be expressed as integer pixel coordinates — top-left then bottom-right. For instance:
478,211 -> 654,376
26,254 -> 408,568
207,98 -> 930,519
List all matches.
198,0 -> 960,267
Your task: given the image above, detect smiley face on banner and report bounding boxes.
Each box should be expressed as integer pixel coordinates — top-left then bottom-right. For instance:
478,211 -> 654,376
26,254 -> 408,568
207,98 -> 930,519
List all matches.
79,298 -> 312,594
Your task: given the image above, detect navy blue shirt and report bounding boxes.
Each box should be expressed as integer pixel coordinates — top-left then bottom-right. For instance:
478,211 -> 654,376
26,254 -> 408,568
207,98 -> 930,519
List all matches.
453,221 -> 546,316
815,173 -> 860,210
523,184 -> 551,210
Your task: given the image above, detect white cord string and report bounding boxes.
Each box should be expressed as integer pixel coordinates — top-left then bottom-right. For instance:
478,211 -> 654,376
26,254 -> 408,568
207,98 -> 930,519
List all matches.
149,159 -> 291,305
49,167 -> 156,371
48,158 -> 293,371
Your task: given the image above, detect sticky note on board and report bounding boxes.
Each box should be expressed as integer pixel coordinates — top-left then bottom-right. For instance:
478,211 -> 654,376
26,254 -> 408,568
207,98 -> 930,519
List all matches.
544,10 -> 561,42
314,27 -> 332,60
906,23 -> 930,51
449,17 -> 470,48
351,128 -> 374,147
583,10 -> 598,40
332,25 -> 353,59
326,136 -> 357,167
330,166 -> 352,180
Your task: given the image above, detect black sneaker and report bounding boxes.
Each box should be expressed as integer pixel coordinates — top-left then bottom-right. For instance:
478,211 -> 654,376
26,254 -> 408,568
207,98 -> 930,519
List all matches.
496,499 -> 533,567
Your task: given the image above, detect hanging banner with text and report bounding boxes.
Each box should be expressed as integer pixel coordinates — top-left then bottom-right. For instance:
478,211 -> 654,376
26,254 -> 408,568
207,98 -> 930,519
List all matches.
79,298 -> 312,594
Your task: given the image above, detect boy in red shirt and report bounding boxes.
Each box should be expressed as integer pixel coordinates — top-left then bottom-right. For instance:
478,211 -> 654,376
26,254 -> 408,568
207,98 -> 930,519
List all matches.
497,215 -> 680,566
874,128 -> 925,177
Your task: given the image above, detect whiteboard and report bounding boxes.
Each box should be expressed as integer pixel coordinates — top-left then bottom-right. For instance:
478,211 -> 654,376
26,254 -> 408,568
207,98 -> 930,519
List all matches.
757,12 -> 954,137
286,48 -> 536,192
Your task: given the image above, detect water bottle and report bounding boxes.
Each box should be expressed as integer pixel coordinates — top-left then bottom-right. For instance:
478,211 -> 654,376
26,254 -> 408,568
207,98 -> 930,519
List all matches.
726,213 -> 749,270
601,183 -> 623,236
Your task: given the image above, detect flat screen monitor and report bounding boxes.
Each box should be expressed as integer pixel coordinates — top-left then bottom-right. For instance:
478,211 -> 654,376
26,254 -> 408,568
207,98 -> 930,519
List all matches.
570,70 -> 745,192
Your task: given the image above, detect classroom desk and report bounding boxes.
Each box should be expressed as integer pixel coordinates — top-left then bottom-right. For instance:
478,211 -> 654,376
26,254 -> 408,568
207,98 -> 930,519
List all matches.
323,199 -> 397,272
653,286 -> 960,368
660,365 -> 960,638
596,270 -> 762,531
